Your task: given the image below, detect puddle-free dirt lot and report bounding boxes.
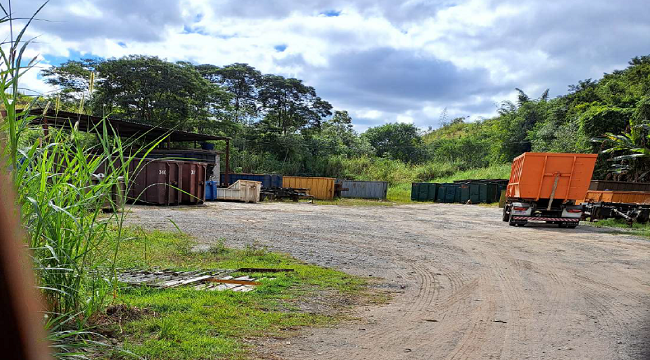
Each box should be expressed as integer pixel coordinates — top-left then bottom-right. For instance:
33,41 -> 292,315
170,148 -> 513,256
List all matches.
128,202 -> 650,360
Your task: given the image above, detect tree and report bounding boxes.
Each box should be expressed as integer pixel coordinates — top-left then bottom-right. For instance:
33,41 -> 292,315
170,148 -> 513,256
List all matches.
313,110 -> 373,158
196,63 -> 261,124
258,75 -> 332,134
362,122 -> 425,163
578,105 -> 632,139
92,55 -> 229,130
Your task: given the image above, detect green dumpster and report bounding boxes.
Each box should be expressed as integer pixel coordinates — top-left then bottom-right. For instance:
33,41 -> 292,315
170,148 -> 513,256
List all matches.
428,183 -> 439,201
459,184 -> 470,203
411,183 -> 440,201
444,184 -> 457,203
411,183 -> 419,201
436,184 -> 446,202
469,183 -> 480,203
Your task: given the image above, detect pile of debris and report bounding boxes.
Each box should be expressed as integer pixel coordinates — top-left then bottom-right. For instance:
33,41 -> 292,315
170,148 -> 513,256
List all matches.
260,187 -> 314,202
117,269 -> 263,292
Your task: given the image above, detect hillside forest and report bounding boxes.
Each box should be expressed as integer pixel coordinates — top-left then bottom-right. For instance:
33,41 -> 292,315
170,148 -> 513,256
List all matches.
41,54 -> 650,184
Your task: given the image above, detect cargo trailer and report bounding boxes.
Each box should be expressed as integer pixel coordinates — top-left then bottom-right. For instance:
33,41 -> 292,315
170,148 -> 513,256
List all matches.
503,152 -> 597,228
579,189 -> 650,224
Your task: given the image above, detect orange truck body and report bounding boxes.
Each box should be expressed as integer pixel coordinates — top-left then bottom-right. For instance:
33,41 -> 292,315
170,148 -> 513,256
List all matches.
507,152 -> 598,201
581,190 -> 650,204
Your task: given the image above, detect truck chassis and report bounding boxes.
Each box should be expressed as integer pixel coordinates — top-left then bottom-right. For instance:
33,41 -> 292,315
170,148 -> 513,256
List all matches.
503,198 -> 582,228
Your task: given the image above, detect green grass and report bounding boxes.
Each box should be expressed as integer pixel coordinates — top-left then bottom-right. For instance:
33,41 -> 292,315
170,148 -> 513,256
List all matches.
431,163 -> 512,183
387,182 -> 413,203
96,228 -> 369,359
583,218 -> 650,238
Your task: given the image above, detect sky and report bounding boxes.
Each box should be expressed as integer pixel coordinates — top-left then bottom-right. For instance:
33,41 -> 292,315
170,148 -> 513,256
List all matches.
9,0 -> 650,131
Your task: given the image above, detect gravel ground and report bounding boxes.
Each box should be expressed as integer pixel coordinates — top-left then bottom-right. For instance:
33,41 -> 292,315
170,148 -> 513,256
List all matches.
126,202 -> 650,360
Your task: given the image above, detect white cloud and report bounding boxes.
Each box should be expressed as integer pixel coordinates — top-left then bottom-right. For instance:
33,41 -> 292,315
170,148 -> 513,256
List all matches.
396,114 -> 414,124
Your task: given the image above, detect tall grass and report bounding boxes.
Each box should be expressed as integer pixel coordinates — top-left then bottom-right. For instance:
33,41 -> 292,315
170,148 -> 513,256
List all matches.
0,5 -> 159,356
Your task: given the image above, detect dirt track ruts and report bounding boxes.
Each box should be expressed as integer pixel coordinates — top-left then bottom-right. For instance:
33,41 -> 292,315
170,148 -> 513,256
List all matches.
127,202 -> 650,360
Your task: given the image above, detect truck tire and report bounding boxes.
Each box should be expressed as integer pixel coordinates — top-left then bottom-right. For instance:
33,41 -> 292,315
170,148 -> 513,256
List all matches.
502,206 -> 510,222
567,224 -> 578,229
508,213 -> 516,226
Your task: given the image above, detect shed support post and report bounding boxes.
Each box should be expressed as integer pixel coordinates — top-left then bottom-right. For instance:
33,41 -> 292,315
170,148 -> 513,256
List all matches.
225,139 -> 230,187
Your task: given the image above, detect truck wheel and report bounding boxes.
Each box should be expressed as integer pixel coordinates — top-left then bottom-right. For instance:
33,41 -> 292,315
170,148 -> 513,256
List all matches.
502,206 -> 510,222
558,223 -> 566,228
567,224 -> 578,229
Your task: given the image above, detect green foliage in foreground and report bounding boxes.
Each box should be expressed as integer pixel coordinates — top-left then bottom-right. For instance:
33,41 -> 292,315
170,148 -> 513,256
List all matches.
97,228 -> 367,359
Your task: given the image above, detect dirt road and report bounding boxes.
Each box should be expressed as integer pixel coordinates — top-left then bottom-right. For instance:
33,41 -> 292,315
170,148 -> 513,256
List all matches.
128,202 -> 650,359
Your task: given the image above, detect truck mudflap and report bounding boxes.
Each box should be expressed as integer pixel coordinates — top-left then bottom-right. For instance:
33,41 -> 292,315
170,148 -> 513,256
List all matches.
511,216 -> 580,222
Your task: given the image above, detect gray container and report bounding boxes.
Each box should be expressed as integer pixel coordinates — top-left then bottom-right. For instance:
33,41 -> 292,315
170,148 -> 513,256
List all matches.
339,180 -> 388,200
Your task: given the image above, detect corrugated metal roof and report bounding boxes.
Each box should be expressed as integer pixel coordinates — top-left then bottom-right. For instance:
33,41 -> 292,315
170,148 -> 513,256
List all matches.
28,108 -> 230,142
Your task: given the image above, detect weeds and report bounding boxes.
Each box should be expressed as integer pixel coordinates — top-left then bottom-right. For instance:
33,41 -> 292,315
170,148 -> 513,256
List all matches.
209,238 -> 229,255
243,241 -> 268,257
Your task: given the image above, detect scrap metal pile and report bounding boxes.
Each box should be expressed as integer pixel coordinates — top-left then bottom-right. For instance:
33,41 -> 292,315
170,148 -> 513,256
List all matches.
260,187 -> 314,202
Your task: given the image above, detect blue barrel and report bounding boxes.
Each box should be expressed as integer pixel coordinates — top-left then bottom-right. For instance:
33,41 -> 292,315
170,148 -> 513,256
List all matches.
205,180 -> 218,201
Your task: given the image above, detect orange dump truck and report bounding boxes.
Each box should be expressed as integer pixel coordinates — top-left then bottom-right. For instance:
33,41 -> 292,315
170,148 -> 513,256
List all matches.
503,152 -> 598,228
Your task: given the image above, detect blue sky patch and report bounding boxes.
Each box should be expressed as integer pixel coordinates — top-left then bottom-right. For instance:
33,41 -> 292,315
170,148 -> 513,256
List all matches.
321,10 -> 341,17
117,41 -> 127,48
43,50 -> 86,66
183,25 -> 208,35
274,44 -> 287,52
